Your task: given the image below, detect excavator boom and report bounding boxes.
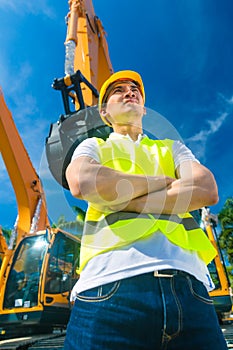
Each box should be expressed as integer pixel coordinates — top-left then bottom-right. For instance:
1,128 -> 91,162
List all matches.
0,88 -> 49,244
0,0 -> 113,337
65,0 -> 113,108
46,0 -> 113,188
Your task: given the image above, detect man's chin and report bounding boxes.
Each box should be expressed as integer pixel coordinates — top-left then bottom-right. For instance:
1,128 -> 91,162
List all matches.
123,103 -> 144,113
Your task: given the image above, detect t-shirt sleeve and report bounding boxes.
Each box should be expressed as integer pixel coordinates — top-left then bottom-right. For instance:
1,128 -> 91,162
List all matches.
172,140 -> 200,169
71,138 -> 100,163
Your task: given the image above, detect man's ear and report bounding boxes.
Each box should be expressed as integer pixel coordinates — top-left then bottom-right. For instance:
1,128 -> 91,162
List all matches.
100,108 -> 112,126
100,107 -> 107,117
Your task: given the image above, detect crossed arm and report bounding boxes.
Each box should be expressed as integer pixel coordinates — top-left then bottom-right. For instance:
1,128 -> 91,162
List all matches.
118,161 -> 219,214
66,155 -> 218,214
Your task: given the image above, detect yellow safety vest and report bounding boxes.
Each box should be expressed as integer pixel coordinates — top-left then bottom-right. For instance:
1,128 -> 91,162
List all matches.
78,136 -> 217,272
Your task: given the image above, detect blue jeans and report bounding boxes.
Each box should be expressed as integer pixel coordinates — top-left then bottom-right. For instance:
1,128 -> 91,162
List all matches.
64,271 -> 227,349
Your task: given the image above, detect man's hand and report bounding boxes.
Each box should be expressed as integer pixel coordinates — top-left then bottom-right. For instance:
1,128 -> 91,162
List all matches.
112,161 -> 218,215
109,176 -> 173,212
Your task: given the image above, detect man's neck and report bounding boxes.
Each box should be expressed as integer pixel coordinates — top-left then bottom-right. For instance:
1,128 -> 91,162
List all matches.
113,124 -> 143,141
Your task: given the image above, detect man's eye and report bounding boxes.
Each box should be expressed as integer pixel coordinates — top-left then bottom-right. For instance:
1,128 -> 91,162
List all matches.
113,88 -> 122,93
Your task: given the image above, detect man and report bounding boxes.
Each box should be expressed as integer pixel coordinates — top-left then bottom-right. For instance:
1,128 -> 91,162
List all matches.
64,70 -> 227,349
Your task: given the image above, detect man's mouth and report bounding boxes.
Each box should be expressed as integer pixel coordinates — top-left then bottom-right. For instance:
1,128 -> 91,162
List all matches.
124,99 -> 138,104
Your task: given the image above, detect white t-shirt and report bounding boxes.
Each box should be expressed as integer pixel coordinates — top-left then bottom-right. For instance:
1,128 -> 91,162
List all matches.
70,133 -> 214,299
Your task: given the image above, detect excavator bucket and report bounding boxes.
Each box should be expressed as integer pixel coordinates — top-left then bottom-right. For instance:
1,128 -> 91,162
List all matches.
46,106 -> 111,189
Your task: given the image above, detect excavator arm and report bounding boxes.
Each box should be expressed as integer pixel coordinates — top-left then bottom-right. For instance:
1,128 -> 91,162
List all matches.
64,0 -> 113,108
0,1 -> 111,337
0,88 -> 49,246
46,0 -> 114,188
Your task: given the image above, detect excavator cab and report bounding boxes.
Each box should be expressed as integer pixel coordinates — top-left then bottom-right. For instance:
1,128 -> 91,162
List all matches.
0,229 -> 81,337
3,234 -> 47,309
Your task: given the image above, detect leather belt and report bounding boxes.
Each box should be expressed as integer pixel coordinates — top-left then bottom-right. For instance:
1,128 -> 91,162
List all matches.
153,269 -> 190,278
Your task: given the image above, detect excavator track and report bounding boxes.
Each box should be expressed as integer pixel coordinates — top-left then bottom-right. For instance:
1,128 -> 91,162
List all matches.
0,331 -> 66,350
223,324 -> 233,349
1,325 -> 233,349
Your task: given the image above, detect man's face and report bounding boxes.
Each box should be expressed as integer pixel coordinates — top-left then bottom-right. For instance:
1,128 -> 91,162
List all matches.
101,81 -> 145,126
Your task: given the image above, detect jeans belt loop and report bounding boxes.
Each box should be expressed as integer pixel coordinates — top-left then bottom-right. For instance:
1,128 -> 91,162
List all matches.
154,270 -> 174,278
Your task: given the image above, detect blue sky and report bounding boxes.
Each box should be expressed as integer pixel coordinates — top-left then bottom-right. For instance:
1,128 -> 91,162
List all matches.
0,0 -> 233,229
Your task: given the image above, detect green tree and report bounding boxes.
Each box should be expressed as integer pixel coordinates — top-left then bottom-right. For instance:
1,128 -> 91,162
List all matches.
218,197 -> 233,266
54,206 -> 85,237
1,227 -> 11,245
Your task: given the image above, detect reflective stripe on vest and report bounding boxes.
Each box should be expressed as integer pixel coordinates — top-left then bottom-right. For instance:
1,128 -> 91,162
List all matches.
78,136 -> 217,272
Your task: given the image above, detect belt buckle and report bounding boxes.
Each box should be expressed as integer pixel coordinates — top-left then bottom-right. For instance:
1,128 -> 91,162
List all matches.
154,270 -> 173,278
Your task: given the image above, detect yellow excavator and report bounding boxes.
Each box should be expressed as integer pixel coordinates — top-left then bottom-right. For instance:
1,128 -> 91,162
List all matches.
201,208 -> 232,322
0,0 -> 113,338
0,0 -> 231,339
0,85 -> 82,337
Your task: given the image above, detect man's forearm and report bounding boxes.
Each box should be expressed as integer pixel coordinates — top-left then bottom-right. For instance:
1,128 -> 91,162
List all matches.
118,176 -> 218,214
120,181 -> 199,214
66,157 -> 174,206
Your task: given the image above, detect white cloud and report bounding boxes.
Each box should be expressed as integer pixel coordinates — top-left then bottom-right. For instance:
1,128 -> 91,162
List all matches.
0,58 -> 49,213
186,112 -> 229,143
0,59 -> 46,149
0,59 -> 32,95
6,62 -> 33,95
185,95 -> 232,160
217,93 -> 233,108
0,157 -> 7,181
206,113 -> 228,134
0,0 -> 55,18
0,156 -> 16,205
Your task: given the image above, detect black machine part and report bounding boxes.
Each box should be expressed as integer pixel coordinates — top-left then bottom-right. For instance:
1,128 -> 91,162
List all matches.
46,106 -> 112,190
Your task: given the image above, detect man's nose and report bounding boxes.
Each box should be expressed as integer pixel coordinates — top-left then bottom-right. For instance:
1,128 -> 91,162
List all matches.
124,88 -> 136,98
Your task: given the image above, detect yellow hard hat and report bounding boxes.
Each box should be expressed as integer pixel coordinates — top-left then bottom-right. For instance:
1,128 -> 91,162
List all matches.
98,70 -> 145,126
